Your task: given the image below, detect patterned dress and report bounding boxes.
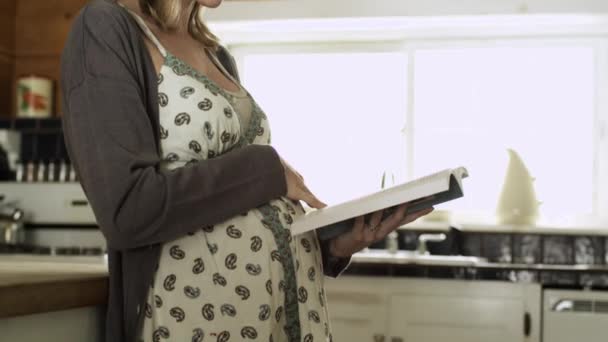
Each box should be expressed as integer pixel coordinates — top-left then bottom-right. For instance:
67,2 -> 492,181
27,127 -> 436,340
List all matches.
124,9 -> 333,342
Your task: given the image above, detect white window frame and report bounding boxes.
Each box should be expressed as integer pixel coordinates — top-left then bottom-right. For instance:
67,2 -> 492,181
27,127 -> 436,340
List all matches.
219,15 -> 608,222
595,39 -> 608,220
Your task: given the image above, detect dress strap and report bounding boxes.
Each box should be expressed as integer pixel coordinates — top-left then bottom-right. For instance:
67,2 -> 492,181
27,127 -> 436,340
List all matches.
119,3 -> 168,57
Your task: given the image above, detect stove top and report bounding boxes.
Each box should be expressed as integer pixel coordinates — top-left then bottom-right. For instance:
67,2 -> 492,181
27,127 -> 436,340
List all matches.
0,244 -> 105,256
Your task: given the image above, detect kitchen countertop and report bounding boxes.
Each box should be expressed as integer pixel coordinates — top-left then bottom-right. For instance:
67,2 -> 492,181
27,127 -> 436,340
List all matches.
400,221 -> 608,235
345,249 -> 608,288
350,249 -> 608,272
1,245 -> 606,319
0,255 -> 108,318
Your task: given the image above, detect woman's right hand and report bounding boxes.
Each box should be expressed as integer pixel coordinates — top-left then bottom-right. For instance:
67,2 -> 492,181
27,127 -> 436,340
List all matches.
280,157 -> 327,209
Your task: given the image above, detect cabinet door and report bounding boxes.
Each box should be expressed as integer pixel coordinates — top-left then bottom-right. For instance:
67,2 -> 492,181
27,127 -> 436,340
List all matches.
0,306 -> 104,342
387,280 -> 540,342
325,276 -> 388,342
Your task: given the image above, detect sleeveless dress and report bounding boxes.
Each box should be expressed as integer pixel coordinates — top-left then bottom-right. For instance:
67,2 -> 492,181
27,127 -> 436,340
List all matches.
124,10 -> 333,342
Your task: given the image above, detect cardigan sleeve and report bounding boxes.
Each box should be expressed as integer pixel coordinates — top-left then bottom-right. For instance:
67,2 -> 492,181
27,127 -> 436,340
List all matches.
60,5 -> 286,251
318,237 -> 352,277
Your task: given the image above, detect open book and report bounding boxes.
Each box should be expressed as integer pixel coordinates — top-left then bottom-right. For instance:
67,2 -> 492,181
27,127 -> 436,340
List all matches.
291,167 -> 469,239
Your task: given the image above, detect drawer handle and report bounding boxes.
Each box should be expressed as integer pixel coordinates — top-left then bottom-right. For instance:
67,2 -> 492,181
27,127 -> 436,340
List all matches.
552,299 -> 608,314
524,312 -> 531,337
553,299 -> 575,312
70,200 -> 89,207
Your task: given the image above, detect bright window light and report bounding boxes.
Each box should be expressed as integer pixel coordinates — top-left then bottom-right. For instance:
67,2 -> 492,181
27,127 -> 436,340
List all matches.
413,45 -> 595,220
242,52 -> 408,205
236,41 -> 599,223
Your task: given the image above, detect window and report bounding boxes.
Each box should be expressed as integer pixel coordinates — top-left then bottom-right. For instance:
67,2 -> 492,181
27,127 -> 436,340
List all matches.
411,43 -> 596,220
239,45 -> 408,206
229,21 -> 608,224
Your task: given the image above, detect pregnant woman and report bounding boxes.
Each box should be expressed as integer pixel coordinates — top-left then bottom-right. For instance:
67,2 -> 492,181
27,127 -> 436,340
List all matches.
60,1 -> 433,341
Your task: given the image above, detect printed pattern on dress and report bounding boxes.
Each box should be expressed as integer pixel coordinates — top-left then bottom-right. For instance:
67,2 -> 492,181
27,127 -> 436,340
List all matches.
126,8 -> 334,342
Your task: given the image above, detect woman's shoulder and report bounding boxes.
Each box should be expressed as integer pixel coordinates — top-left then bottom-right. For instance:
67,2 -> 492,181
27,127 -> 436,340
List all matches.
62,0 -> 146,93
75,0 -> 135,36
63,0 -> 144,64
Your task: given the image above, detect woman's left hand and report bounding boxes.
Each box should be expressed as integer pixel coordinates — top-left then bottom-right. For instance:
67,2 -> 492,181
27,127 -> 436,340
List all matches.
329,204 -> 434,257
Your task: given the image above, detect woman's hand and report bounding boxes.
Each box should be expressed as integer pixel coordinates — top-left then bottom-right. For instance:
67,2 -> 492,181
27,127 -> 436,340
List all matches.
329,204 -> 434,257
280,157 -> 327,209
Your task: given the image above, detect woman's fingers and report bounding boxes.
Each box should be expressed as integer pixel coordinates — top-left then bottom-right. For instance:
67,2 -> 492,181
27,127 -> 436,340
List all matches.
281,156 -> 326,208
286,160 -> 304,181
400,207 -> 434,225
368,210 -> 383,232
374,207 -> 434,239
300,184 -> 327,209
372,204 -> 408,238
302,192 -> 326,209
298,183 -> 327,209
332,205 -> 436,257
350,214 -> 375,244
352,215 -> 366,242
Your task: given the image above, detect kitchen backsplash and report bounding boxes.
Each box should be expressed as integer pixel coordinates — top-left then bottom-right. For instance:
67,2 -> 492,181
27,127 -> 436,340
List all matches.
358,228 -> 608,288
456,233 -> 606,265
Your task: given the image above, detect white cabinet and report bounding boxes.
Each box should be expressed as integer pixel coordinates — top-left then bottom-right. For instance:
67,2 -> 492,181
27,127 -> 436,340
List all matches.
387,279 -> 540,342
324,277 -> 388,342
325,276 -> 541,342
0,306 -> 104,342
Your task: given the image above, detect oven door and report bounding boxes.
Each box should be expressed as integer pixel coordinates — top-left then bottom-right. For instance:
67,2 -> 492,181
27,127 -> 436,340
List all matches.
544,289 -> 608,342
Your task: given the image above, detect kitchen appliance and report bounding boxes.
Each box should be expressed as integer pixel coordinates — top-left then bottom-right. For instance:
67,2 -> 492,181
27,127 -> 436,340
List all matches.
0,130 -> 20,180
544,289 -> 608,342
0,206 -> 25,245
0,182 -> 105,259
16,75 -> 54,118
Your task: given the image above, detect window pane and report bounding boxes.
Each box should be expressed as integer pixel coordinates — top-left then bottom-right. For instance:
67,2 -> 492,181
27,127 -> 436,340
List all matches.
413,45 -> 595,220
242,52 -> 408,205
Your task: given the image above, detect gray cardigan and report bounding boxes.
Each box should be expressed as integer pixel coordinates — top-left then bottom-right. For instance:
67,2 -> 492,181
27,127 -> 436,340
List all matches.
60,1 -> 348,341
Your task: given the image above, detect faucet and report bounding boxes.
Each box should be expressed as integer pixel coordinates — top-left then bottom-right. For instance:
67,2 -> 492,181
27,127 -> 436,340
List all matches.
386,231 -> 399,254
417,233 -> 446,255
0,206 -> 25,245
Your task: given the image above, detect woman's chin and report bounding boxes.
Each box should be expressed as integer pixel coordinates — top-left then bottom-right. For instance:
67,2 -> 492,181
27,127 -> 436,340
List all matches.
196,0 -> 223,8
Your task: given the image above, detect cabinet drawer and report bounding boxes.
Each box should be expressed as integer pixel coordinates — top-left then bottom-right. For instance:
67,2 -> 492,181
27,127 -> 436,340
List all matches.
388,294 -> 524,342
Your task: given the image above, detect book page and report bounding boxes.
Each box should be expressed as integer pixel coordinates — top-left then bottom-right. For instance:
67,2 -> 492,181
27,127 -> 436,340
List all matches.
291,167 -> 467,235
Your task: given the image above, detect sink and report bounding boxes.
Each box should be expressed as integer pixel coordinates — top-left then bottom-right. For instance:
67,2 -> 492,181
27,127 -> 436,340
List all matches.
408,253 -> 486,267
351,249 -> 486,267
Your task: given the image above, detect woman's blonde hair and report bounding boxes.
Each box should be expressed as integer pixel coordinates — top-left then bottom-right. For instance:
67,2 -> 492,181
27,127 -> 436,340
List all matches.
138,0 -> 220,50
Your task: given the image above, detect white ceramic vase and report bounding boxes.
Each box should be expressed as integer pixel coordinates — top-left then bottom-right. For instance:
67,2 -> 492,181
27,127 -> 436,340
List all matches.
496,149 -> 540,225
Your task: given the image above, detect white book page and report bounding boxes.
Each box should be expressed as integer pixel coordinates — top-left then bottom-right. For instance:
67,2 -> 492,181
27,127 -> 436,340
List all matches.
291,168 -> 466,235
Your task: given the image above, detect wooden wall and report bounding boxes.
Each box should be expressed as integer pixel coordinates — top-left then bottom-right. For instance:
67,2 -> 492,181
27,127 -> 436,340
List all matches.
13,0 -> 87,116
0,0 -> 16,117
